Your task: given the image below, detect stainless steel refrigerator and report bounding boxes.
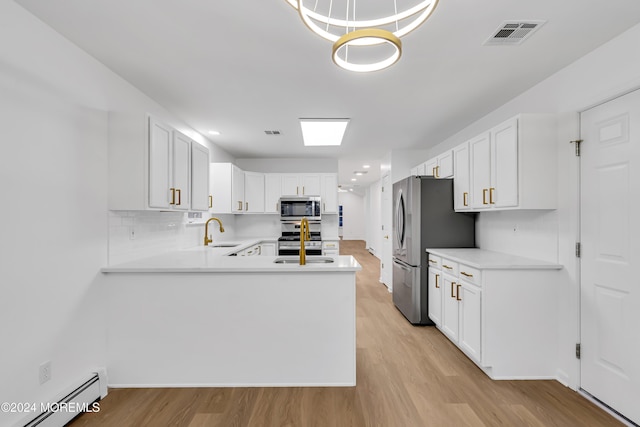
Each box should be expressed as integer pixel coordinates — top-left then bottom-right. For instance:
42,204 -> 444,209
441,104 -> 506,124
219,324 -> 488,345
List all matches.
392,176 -> 475,325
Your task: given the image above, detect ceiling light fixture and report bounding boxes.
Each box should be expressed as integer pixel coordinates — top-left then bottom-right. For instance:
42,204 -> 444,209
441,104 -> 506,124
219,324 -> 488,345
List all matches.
285,0 -> 439,72
300,118 -> 349,146
208,130 -> 220,135
363,164 -> 370,169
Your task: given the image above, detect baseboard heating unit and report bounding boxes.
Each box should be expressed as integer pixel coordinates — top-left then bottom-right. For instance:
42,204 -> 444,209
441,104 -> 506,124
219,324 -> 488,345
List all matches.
21,370 -> 107,427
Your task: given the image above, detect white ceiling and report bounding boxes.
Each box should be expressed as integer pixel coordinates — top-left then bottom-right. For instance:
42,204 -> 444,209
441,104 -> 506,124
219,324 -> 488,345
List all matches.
15,0 -> 640,188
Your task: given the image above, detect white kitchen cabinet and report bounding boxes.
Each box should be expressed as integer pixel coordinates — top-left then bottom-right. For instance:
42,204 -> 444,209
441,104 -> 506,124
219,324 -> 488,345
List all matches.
244,171 -> 265,213
320,174 -> 338,213
424,158 -> 437,177
211,162 -> 242,214
280,174 -> 321,196
190,141 -> 210,212
467,114 -> 558,211
322,240 -> 340,255
427,254 -> 442,327
453,142 -> 470,211
265,174 -> 282,213
428,248 -> 562,379
440,270 -> 460,342
433,150 -> 454,178
148,120 -> 191,210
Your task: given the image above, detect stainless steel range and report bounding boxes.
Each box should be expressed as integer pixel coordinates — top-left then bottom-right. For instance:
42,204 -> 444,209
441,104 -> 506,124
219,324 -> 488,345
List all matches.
278,221 -> 322,256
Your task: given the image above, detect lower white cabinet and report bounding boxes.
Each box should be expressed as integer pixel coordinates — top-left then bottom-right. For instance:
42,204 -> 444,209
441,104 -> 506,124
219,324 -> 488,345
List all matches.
322,240 -> 340,255
427,249 -> 562,379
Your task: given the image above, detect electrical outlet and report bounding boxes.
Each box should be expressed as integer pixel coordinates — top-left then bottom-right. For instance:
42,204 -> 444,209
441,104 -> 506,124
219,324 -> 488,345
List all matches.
39,361 -> 51,384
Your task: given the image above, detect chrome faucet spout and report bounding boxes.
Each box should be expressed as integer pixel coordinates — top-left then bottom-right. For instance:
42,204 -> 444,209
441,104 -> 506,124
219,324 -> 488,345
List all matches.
299,217 -> 311,265
204,217 -> 225,246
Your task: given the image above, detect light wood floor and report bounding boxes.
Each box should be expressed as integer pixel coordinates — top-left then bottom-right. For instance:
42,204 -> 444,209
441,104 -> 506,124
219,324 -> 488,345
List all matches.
70,241 -> 622,426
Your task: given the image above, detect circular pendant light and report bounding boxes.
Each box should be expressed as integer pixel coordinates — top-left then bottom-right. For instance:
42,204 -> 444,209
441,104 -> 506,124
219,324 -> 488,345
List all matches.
286,0 -> 439,72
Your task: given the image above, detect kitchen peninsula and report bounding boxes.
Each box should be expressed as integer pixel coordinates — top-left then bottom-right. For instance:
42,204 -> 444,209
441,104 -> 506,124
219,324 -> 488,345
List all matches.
101,242 -> 360,388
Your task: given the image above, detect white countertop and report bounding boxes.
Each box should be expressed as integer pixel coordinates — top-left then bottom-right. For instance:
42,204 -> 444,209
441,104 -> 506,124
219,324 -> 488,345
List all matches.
425,248 -> 563,270
103,238 -> 360,273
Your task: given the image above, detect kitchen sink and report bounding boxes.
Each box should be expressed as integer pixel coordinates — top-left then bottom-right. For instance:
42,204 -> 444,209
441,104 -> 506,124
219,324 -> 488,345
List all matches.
273,257 -> 334,264
208,243 -> 240,248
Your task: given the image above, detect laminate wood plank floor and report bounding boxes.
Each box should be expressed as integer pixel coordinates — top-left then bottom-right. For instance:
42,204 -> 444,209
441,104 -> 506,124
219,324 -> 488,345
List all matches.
70,241 -> 622,426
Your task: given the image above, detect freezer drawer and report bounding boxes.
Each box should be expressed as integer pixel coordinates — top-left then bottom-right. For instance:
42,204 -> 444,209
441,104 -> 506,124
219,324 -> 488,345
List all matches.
392,259 -> 422,324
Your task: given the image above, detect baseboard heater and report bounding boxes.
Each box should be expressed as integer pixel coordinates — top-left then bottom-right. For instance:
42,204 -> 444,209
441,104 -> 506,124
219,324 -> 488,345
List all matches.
22,371 -> 106,427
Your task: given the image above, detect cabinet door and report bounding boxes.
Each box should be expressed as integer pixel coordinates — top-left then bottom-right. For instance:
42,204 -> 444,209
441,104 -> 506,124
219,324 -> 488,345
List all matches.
244,171 -> 265,213
190,142 -> 210,212
459,282 -> 482,363
282,175 -> 300,196
301,174 -> 321,196
321,174 -> 338,213
441,274 -> 459,341
453,142 -> 470,211
428,268 -> 443,327
171,132 -> 191,211
231,165 -> 245,213
491,118 -> 518,208
417,162 -> 427,176
424,159 -> 438,177
210,163 -> 232,214
148,117 -> 172,209
264,174 -> 282,213
437,150 -> 454,178
469,132 -> 491,209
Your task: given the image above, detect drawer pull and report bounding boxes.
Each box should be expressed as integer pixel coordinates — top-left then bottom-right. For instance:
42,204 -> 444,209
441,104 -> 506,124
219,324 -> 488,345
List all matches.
461,272 -> 474,278
435,274 -> 440,289
482,188 -> 488,205
209,195 -> 213,208
176,189 -> 181,206
443,264 -> 453,270
451,281 -> 456,298
170,188 -> 176,205
456,284 -> 462,301
463,192 -> 468,206
428,259 -> 437,264
489,187 -> 495,204
238,201 -> 243,211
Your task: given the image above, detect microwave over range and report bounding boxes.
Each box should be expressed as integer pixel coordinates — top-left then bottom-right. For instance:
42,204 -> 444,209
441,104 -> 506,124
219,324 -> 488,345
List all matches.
279,196 -> 321,221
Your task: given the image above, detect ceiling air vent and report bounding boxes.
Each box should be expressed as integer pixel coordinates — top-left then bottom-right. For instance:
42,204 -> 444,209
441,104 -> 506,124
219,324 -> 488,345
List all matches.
484,20 -> 546,45
264,130 -> 281,135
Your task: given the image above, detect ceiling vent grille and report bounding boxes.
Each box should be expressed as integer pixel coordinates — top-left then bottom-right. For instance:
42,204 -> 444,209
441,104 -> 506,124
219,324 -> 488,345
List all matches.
484,20 -> 546,45
264,130 -> 281,135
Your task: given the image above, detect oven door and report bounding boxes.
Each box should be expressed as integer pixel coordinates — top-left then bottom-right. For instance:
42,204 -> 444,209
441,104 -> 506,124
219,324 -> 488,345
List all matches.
278,242 -> 322,256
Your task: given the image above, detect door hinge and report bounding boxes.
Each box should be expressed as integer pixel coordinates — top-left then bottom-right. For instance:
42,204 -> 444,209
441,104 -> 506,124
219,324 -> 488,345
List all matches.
576,343 -> 581,359
575,242 -> 581,258
570,139 -> 583,157
381,186 -> 385,192
381,263 -> 384,269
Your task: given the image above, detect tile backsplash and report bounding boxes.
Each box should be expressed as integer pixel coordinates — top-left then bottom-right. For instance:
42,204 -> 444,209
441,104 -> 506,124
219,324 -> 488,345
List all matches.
108,211 -> 234,265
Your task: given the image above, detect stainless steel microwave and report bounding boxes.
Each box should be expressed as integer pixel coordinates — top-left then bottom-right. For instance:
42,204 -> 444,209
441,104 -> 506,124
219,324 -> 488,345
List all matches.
279,196 -> 321,221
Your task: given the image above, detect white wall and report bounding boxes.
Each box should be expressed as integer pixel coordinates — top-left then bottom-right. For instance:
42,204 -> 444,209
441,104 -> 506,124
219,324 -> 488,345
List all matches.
418,23 -> 640,389
0,2 -> 233,425
365,180 -> 382,256
338,192 -> 366,240
236,158 -> 338,173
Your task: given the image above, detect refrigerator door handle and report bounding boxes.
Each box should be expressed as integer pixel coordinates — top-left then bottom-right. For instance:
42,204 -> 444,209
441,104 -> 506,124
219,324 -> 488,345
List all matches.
392,258 -> 413,271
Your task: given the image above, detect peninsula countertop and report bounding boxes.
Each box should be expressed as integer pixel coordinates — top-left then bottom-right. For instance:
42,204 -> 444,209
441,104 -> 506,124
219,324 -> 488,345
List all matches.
102,238 -> 360,273
425,248 -> 563,270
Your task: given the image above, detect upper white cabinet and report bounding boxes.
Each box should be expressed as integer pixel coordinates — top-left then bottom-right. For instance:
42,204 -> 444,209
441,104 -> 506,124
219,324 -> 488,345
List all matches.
264,174 -> 282,214
108,114 -> 209,211
453,142 -> 470,211
320,174 -> 338,213
410,150 -> 453,178
190,141 -> 210,212
281,174 -> 322,196
466,114 -> 558,211
211,162 -> 245,214
244,171 -> 265,213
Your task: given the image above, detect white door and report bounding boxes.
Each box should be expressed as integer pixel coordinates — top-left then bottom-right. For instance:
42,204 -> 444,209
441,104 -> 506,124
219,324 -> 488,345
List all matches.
581,89 -> 640,425
380,174 -> 392,289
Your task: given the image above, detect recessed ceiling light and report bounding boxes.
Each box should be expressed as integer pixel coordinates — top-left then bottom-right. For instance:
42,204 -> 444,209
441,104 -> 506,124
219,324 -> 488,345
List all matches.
351,178 -> 357,181
300,118 -> 349,146
349,189 -> 354,192
208,130 -> 220,135
355,172 -> 363,176
363,164 -> 370,169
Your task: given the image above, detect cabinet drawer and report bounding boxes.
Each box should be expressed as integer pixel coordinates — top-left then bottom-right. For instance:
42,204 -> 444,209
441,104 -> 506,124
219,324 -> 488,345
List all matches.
427,254 -> 441,269
440,258 -> 459,276
459,264 -> 481,285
